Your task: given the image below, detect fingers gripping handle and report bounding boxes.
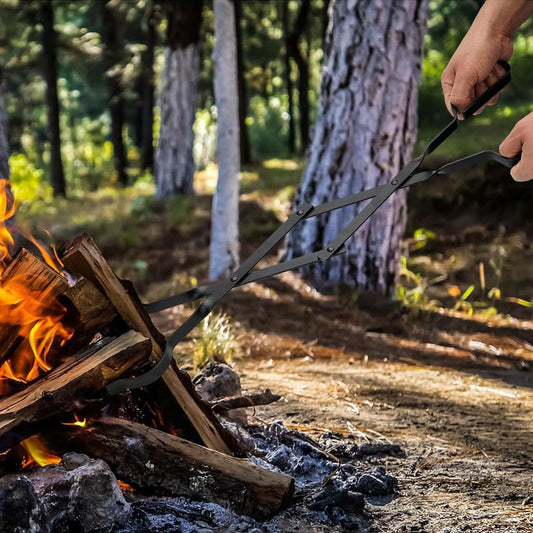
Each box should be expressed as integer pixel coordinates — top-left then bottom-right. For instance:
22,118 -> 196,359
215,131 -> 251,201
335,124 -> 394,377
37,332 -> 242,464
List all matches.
500,154 -> 521,168
460,60 -> 512,119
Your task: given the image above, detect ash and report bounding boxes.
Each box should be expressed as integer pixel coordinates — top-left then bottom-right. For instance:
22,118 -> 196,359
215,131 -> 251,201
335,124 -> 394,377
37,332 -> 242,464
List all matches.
117,421 -> 400,533
0,423 -> 401,533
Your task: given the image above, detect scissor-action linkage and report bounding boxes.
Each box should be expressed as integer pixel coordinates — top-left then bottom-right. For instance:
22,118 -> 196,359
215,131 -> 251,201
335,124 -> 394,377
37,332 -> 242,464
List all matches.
106,61 -> 519,395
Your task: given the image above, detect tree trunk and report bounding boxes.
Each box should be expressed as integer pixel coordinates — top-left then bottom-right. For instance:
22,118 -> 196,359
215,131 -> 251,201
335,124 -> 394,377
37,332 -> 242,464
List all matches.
140,0 -> 157,171
0,68 -> 9,181
210,0 -> 240,280
155,0 -> 203,198
101,1 -> 128,186
287,0 -> 310,153
282,1 -> 296,155
285,0 -> 428,297
40,0 -> 66,198
322,0 -> 332,49
234,0 -> 251,165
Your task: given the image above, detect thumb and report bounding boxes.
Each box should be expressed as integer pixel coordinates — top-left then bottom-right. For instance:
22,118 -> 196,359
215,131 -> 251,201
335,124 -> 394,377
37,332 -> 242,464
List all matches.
499,128 -> 523,158
499,123 -> 531,182
449,69 -> 478,111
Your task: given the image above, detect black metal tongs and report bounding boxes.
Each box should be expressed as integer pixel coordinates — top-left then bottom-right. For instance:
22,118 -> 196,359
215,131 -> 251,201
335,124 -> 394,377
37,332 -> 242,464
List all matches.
107,60 -> 520,395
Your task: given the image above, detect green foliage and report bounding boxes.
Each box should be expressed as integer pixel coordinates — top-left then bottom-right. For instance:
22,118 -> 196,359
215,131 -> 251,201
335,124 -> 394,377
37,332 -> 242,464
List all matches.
2,0 -> 533,209
248,96 -> 290,159
412,227 -> 436,250
129,194 -> 156,221
396,256 -> 443,313
192,313 -> 241,370
9,153 -> 51,202
448,283 -> 498,317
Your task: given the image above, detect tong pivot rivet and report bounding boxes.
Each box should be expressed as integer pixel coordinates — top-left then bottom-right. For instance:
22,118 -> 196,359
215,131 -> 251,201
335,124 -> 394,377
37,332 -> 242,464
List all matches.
391,179 -> 398,185
231,276 -> 238,282
297,209 -> 304,215
327,246 -> 334,252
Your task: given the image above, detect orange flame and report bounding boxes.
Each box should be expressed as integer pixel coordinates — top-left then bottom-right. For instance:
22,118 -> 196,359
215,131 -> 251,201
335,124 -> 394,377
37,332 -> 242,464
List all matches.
62,414 -> 87,427
0,179 -> 73,395
21,435 -> 61,467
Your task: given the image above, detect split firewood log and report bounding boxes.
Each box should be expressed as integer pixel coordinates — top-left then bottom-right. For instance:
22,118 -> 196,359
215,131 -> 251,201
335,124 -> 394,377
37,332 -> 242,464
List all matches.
0,331 -> 151,452
47,416 -> 295,518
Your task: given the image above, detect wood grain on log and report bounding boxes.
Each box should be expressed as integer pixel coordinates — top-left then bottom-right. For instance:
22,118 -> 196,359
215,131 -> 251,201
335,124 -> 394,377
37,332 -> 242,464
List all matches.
1,248 -> 68,297
61,277 -> 117,333
49,416 -> 294,518
0,331 -> 151,452
60,234 -> 238,455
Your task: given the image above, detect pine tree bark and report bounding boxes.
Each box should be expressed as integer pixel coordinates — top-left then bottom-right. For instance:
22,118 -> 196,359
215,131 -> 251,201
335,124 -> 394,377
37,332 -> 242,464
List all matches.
285,0 -> 428,297
0,68 -> 9,181
140,0 -> 157,171
210,0 -> 240,280
155,0 -> 203,198
101,1 -> 128,186
40,0 -> 66,198
234,0 -> 251,165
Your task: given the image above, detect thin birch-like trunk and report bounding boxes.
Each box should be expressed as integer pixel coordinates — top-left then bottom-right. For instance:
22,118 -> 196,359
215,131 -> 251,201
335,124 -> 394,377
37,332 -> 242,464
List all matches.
285,0 -> 428,297
210,0 -> 240,280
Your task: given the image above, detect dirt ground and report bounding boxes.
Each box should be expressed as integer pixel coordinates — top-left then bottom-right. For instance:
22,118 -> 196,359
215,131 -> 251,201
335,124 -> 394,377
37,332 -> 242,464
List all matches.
154,264 -> 533,533
138,162 -> 533,532
240,356 -> 533,533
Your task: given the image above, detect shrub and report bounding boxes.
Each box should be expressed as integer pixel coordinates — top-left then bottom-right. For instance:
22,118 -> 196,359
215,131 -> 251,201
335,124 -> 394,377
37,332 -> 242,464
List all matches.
192,313 -> 241,369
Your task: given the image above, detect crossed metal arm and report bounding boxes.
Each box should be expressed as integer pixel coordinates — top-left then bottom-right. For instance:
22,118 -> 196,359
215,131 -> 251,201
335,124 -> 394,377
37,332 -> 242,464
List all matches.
106,61 -> 519,395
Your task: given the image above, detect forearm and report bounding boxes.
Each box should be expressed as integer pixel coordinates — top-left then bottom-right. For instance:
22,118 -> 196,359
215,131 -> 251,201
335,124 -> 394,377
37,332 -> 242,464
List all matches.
474,0 -> 533,37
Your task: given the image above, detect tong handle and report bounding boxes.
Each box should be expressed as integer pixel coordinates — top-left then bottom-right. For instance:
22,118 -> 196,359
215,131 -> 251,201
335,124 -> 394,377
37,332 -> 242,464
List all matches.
461,60 -> 511,119
499,154 -> 521,168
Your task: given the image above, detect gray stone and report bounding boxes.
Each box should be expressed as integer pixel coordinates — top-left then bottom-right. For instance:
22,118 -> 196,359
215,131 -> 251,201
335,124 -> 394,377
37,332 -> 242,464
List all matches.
2,455 -> 131,533
0,474 -> 48,533
66,459 -> 131,532
61,452 -> 92,471
193,362 -> 241,402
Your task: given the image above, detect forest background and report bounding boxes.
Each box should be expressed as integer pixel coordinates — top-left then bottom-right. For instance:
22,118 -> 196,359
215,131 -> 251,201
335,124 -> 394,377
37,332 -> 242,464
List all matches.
1,0 -> 533,315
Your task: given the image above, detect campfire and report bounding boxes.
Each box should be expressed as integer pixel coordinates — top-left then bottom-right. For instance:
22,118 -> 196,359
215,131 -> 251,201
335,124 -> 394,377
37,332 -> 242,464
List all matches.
0,179 -> 400,532
0,179 -> 296,528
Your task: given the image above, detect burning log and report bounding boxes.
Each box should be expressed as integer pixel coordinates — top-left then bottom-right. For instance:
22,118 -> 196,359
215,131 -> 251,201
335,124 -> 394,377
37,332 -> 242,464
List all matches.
60,234 -> 239,455
48,416 -> 295,518
0,249 -> 69,366
60,277 -> 117,345
1,248 -> 68,296
0,331 -> 151,452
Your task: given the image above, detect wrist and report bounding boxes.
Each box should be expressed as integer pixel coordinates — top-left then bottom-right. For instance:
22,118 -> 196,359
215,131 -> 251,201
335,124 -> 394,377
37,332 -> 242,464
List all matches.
475,0 -> 533,38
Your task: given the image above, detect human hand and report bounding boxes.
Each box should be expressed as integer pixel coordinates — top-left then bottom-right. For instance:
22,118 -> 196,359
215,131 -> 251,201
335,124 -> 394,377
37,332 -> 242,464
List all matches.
499,113 -> 533,181
441,20 -> 513,116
